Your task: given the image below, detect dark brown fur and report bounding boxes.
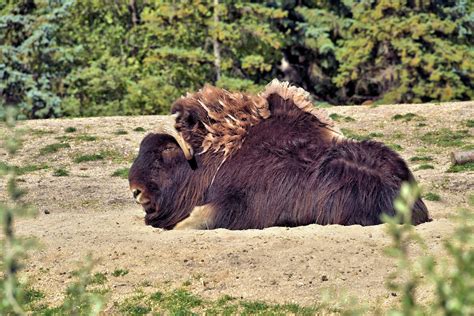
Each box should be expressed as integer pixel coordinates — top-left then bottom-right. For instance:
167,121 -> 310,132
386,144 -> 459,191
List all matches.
129,86 -> 431,229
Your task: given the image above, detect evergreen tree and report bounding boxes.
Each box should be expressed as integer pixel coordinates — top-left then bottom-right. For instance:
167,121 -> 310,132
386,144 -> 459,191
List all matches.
0,0 -> 72,119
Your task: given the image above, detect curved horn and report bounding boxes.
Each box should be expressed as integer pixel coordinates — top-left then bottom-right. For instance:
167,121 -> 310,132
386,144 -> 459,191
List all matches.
155,113 -> 194,160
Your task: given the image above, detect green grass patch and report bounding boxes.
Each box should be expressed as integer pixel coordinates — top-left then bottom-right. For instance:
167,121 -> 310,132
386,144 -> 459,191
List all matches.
388,143 -> 403,151
17,164 -> 49,175
420,129 -> 470,147
409,156 -> 433,162
416,164 -> 434,171
133,127 -> 146,132
114,129 -> 128,135
75,134 -> 97,142
462,144 -> 474,151
368,132 -> 384,138
30,129 -> 55,136
340,128 -> 371,141
24,288 -> 45,304
73,153 -> 104,163
53,168 -> 69,177
466,120 -> 474,128
91,272 -> 107,285
64,127 -> 77,133
112,268 -> 129,277
446,162 -> 474,173
424,192 -> 441,201
391,113 -> 424,122
329,113 -> 356,122
112,167 -> 129,179
39,142 -> 70,155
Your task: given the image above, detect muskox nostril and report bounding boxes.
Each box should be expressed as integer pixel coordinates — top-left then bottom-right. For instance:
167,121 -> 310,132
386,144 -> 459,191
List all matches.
132,189 -> 141,199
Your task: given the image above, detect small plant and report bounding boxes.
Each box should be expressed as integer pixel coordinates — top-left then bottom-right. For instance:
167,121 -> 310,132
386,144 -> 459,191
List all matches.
111,167 -> 129,179
409,156 -> 433,162
391,113 -> 424,122
133,127 -> 146,132
329,113 -> 356,122
383,183 -> 474,315
388,143 -> 403,151
421,129 -> 469,147
75,135 -> 97,142
53,168 -> 69,177
39,142 -> 71,155
15,164 -> 49,175
466,120 -> 474,128
0,107 -> 37,314
64,127 -> 77,133
90,272 -> 107,285
74,153 -> 104,163
114,129 -> 128,135
447,162 -> 474,173
340,128 -> 372,141
415,164 -> 434,171
424,192 -> 441,201
112,269 -> 129,277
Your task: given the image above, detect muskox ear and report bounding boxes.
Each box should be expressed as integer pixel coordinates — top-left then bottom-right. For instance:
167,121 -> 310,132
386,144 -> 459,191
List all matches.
171,97 -> 208,153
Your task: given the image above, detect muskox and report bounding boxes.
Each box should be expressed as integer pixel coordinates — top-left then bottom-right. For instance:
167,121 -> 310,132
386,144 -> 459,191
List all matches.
129,80 -> 430,230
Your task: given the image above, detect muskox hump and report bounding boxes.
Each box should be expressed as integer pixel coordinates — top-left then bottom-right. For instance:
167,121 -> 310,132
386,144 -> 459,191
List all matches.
312,140 -> 430,225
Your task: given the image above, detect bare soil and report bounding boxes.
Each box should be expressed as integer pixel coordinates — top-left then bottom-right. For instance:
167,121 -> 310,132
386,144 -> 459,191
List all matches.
1,101 -> 473,313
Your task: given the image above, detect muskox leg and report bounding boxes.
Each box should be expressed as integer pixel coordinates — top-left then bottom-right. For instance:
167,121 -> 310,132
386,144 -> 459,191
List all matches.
173,204 -> 215,230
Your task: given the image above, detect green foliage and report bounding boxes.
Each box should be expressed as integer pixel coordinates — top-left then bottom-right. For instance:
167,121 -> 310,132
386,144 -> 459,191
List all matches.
415,163 -> 434,170
1,1 -> 472,117
409,155 -> 433,162
111,167 -> 129,179
447,162 -> 474,173
39,142 -> 70,155
0,108 -> 36,315
64,127 -> 77,133
424,192 -> 441,201
383,182 -> 474,315
420,129 -> 470,147
52,168 -> 69,176
287,0 -> 473,104
73,153 -> 104,163
112,268 -> 129,277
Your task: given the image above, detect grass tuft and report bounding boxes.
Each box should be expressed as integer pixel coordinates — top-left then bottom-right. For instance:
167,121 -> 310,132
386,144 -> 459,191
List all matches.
416,164 -> 434,171
53,168 -> 69,177
424,192 -> 441,201
446,162 -> 474,173
409,156 -> 433,162
64,127 -> 77,133
112,269 -> 129,277
133,127 -> 146,132
111,168 -> 129,179
73,153 -> 104,163
391,113 -> 424,122
114,129 -> 128,135
39,142 -> 70,155
420,129 -> 469,147
329,113 -> 356,122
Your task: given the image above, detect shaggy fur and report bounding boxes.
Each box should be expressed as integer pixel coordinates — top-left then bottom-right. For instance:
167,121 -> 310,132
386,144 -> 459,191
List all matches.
128,80 -> 430,229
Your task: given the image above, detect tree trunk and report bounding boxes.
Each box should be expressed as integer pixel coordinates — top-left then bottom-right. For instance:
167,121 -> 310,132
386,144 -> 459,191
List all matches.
213,0 -> 221,82
450,151 -> 474,165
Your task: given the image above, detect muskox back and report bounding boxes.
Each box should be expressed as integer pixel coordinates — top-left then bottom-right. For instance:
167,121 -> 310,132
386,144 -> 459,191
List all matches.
203,112 -> 430,229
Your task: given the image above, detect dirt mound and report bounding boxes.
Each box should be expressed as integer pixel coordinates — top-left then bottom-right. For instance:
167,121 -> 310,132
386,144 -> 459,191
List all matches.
1,101 -> 473,312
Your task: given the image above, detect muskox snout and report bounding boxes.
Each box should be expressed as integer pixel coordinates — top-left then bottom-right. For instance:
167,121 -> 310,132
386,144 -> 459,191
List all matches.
130,186 -> 151,206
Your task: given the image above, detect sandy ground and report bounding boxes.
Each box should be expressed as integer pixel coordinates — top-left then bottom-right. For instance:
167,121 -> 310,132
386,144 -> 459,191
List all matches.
1,101 -> 473,313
